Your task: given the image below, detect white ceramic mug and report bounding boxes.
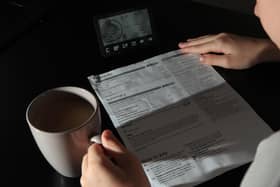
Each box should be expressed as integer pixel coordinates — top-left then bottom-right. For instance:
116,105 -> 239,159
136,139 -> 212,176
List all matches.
26,87 -> 102,178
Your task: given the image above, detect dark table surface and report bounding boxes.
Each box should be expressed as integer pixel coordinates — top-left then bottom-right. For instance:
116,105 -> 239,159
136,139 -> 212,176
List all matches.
2,1 -> 280,186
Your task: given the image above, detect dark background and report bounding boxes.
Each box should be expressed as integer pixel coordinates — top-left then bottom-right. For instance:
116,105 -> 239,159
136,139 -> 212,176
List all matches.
1,0 -> 279,186
194,0 -> 255,14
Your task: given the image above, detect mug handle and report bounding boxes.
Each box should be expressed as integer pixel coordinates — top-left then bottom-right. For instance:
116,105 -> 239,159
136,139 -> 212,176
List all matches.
90,135 -> 102,144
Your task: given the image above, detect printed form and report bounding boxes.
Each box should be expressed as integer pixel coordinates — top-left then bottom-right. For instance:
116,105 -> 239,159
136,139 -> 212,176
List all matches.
88,50 -> 273,187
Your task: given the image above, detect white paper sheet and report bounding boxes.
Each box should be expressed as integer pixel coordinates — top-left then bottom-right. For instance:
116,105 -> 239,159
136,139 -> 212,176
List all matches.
88,50 -> 273,187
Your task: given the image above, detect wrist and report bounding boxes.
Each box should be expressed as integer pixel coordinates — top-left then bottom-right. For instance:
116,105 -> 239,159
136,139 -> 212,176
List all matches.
256,39 -> 280,64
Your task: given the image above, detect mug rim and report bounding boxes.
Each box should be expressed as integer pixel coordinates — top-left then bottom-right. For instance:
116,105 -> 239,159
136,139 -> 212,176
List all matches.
26,86 -> 99,135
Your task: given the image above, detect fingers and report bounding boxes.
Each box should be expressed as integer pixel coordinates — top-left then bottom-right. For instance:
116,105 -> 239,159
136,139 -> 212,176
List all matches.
86,141 -> 121,174
85,130 -> 136,171
179,33 -> 233,55
180,34 -> 217,47
81,154 -> 88,175
87,143 -> 109,167
180,40 -> 223,54
200,54 -> 231,68
81,140 -> 120,187
85,130 -> 127,168
87,144 -> 105,164
80,155 -> 88,187
101,130 -> 134,166
81,144 -> 107,187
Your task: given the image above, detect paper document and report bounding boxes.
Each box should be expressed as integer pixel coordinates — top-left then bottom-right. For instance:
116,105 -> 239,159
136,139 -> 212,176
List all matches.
88,50 -> 273,187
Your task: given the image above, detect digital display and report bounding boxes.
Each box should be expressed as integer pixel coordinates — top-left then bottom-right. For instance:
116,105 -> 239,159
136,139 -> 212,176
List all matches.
94,8 -> 154,57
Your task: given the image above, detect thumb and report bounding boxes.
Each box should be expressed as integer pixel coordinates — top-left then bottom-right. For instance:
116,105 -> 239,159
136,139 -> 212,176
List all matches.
101,130 -> 134,166
101,130 -> 126,154
201,54 -> 231,68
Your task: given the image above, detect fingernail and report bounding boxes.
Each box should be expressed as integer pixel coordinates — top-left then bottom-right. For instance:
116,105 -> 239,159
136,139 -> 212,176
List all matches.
200,56 -> 204,62
104,130 -> 113,140
179,42 -> 188,47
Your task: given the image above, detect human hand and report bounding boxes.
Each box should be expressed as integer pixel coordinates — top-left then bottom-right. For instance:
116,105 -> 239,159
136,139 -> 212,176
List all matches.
80,130 -> 150,187
179,33 -> 280,69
